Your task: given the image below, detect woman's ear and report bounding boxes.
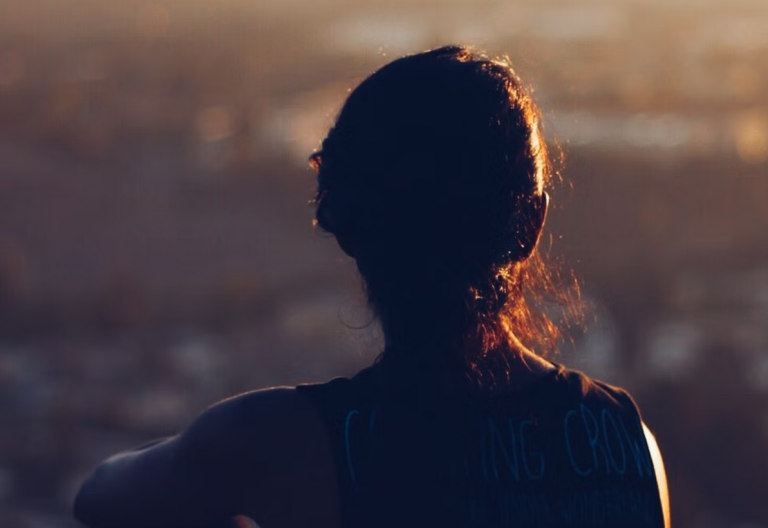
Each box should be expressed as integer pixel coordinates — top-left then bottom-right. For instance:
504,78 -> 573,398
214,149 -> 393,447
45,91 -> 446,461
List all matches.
513,191 -> 549,261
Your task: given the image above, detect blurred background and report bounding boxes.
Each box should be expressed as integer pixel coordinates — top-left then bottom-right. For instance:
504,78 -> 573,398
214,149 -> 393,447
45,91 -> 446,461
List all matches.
1,0 -> 767,526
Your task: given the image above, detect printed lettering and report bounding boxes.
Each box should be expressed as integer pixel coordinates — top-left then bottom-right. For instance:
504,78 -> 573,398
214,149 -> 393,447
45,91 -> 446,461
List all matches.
580,404 -> 611,474
618,415 -> 654,478
343,409 -> 360,489
601,409 -> 627,475
519,419 -> 546,481
564,409 -> 592,476
486,416 -> 520,482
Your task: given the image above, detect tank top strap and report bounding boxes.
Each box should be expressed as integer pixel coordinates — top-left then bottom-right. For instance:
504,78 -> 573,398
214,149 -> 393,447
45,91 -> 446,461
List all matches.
295,366 -> 381,527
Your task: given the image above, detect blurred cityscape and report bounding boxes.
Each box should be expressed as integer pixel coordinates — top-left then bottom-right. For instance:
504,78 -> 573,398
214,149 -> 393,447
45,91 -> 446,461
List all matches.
0,0 -> 767,526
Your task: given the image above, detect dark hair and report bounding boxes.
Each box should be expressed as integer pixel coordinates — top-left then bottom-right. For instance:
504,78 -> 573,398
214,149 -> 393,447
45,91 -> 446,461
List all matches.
309,45 -> 581,385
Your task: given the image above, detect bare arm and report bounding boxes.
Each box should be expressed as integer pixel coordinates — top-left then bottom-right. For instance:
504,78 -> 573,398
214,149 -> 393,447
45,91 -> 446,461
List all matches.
73,388 -> 294,528
74,418 -> 234,528
643,422 -> 671,528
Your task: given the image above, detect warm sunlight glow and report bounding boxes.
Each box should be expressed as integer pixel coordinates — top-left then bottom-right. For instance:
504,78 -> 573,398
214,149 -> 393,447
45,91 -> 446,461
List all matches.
137,3 -> 170,40
529,119 -> 546,194
733,112 -> 768,164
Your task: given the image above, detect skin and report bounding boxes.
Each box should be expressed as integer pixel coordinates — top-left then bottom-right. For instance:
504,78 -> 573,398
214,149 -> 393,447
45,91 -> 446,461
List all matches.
74,192 -> 671,528
645,423 -> 672,528
74,387 -> 340,528
73,356 -> 671,528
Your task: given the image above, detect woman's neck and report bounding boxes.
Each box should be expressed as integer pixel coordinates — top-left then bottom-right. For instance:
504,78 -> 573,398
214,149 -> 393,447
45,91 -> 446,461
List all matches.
378,332 -> 557,395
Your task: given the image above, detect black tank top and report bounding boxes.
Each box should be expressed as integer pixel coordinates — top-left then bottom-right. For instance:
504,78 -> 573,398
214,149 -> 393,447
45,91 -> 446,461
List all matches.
296,362 -> 665,528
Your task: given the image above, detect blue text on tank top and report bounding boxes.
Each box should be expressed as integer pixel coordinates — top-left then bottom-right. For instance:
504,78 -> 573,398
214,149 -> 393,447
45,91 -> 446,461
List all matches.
342,403 -> 659,527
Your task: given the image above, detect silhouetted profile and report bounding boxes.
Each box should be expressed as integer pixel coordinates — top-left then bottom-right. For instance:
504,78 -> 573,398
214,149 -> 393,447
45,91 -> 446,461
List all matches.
73,45 -> 671,528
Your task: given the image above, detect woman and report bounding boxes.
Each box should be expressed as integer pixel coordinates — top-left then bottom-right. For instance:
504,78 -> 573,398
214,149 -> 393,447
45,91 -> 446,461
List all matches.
74,45 -> 670,528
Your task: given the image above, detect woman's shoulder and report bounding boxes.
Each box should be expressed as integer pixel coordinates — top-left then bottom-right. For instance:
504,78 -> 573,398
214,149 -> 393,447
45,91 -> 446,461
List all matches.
193,385 -> 339,525
295,365 -> 381,408
73,385 -> 340,528
546,363 -> 643,415
195,385 -> 330,463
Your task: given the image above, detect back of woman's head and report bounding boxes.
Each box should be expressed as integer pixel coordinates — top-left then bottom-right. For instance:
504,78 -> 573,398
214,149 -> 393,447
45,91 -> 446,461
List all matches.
309,45 -> 578,382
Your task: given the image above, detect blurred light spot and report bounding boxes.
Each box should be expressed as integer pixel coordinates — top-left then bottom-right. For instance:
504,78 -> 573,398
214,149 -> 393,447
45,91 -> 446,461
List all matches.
655,115 -> 693,149
527,5 -> 626,41
624,114 -> 660,148
647,322 -> 701,381
196,105 -> 234,143
0,51 -> 25,86
747,356 -> 768,392
572,318 -> 621,381
137,3 -> 170,40
732,113 -> 768,164
170,335 -> 221,390
554,112 -> 702,152
561,112 -> 600,146
324,14 -> 428,56
260,82 -> 347,164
